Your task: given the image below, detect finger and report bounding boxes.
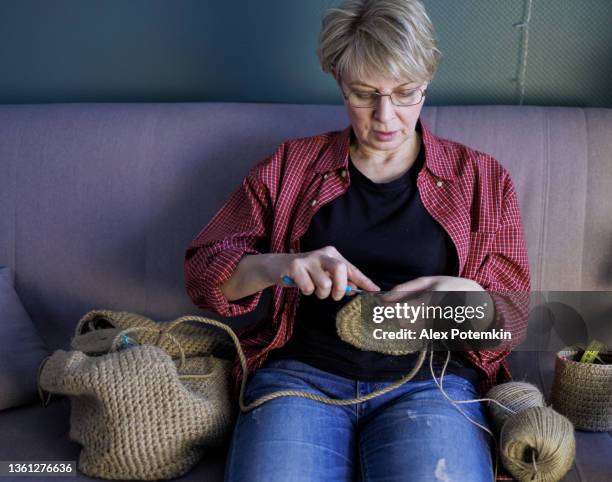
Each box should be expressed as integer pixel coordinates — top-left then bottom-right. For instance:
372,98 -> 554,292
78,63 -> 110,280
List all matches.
320,246 -> 380,296
382,290 -> 431,306
319,256 -> 350,300
327,261 -> 348,301
346,282 -> 360,296
321,250 -> 380,294
381,291 -> 409,304
345,263 -> 380,292
390,276 -> 435,293
322,260 -> 375,298
287,259 -> 316,296
381,277 -> 436,302
309,266 -> 334,299
319,248 -> 380,292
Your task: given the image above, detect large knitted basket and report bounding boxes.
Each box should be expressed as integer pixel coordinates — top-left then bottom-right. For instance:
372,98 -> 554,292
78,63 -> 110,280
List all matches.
550,349 -> 612,431
38,312 -> 235,480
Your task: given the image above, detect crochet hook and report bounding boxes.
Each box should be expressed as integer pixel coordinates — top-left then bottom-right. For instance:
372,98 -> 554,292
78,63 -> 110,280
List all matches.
281,276 -> 362,295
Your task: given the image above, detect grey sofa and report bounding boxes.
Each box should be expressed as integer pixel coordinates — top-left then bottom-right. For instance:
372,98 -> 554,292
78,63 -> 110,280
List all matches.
0,103 -> 610,481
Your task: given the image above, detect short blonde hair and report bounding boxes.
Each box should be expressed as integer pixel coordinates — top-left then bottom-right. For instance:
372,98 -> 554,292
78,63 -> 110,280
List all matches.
317,0 -> 442,84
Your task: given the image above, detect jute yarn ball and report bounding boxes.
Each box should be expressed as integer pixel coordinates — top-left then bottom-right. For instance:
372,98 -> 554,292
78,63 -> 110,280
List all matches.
500,406 -> 576,482
486,381 -> 545,432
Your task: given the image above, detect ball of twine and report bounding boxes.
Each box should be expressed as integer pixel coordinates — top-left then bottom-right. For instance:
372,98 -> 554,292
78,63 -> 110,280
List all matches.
500,406 -> 576,482
486,381 -> 545,432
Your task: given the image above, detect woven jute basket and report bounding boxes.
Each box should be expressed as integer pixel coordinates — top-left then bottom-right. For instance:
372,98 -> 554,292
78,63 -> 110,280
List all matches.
38,311 -> 236,480
550,349 -> 612,431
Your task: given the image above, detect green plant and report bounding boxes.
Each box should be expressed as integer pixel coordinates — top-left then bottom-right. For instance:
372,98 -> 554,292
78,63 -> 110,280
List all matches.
572,340 -> 610,364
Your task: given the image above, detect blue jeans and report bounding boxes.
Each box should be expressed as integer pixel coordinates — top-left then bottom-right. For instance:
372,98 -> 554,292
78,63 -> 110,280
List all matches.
224,358 -> 494,482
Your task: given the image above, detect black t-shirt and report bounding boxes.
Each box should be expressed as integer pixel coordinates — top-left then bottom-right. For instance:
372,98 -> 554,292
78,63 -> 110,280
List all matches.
268,135 -> 481,387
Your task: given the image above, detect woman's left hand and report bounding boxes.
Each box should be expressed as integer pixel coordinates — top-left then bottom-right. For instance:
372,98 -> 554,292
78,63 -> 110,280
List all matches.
381,276 -> 495,331
382,276 -> 484,303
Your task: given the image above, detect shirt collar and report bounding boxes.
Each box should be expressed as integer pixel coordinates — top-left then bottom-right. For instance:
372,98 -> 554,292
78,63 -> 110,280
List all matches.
314,117 -> 458,181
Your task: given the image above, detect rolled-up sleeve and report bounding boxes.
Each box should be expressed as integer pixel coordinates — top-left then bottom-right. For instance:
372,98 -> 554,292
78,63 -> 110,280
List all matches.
184,146 -> 283,317
473,171 -> 531,365
485,172 -> 531,293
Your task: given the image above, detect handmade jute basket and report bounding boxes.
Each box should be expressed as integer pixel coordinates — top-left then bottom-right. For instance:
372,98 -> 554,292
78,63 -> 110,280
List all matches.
38,311 -> 236,480
550,349 -> 612,431
336,294 -> 424,355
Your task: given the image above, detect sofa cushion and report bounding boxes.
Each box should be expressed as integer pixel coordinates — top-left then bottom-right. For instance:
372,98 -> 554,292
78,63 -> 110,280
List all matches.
0,398 -> 227,481
0,266 -> 50,410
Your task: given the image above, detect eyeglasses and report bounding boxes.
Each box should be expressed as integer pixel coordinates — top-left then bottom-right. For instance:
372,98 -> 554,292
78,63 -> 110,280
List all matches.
340,82 -> 427,108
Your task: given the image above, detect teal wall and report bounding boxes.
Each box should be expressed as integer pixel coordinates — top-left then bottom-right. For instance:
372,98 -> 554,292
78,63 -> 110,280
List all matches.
0,0 -> 610,106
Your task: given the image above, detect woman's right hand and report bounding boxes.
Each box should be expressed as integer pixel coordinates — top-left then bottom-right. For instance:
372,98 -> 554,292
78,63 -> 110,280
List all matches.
266,246 -> 381,301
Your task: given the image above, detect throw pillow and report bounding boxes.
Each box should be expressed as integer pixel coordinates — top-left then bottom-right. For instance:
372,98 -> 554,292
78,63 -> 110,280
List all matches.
0,266 -> 50,410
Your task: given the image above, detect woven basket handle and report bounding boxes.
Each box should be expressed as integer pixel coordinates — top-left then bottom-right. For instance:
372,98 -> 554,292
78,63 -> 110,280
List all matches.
109,326 -> 188,366
153,316 -> 429,413
109,325 -> 222,381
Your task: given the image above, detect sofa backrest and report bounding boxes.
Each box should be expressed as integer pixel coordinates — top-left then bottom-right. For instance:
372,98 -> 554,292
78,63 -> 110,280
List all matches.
1,104 -> 611,350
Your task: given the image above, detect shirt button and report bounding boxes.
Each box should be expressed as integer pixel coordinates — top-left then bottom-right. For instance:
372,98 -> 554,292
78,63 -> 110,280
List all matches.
311,199 -> 317,207
323,173 -> 329,180
436,180 -> 443,187
340,169 -> 347,178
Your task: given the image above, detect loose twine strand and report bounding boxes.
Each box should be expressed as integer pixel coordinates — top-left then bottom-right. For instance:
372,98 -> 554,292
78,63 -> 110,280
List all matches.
430,349 -> 518,482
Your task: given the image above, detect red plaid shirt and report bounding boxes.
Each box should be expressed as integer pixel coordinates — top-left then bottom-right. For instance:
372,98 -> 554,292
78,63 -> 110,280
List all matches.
184,118 -> 530,399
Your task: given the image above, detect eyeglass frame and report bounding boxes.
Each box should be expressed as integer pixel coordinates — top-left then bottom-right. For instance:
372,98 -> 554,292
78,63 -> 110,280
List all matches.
338,77 -> 428,108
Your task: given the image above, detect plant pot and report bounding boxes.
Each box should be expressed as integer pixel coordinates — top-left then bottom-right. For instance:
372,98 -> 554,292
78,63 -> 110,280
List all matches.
550,349 -> 612,431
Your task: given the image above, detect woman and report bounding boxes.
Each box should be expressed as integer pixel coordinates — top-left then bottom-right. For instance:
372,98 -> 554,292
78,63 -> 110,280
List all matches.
185,1 -> 530,480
